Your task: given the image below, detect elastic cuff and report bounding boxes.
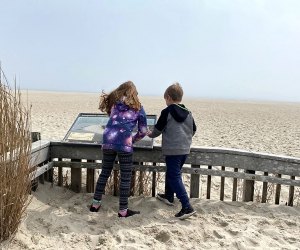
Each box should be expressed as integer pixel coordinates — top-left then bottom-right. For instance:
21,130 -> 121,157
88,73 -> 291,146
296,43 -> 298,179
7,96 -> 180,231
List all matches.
93,199 -> 101,204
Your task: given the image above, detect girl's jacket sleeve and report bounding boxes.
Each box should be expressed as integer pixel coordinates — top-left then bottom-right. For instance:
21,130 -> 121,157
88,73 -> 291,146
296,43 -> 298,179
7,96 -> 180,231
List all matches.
132,106 -> 148,143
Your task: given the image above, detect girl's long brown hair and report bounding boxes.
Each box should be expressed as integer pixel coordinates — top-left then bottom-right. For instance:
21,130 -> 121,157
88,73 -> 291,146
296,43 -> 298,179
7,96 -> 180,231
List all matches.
99,81 -> 141,115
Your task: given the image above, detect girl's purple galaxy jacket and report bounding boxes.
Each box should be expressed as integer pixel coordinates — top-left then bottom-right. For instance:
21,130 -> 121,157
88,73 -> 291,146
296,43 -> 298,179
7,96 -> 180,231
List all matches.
102,101 -> 148,153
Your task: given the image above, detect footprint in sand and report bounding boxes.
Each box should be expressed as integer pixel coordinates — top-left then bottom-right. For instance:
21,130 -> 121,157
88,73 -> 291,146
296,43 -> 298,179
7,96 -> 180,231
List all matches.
213,230 -> 225,239
155,230 -> 171,243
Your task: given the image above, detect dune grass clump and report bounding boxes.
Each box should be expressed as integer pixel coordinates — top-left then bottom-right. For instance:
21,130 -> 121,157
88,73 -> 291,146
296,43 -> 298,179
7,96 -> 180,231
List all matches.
0,78 -> 32,243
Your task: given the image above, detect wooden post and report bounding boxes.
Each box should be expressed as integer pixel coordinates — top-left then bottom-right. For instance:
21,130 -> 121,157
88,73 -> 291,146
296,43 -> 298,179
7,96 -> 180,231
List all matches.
39,173 -> 45,184
58,161 -> 63,187
243,170 -> 255,202
288,176 -> 295,206
31,132 -> 41,142
261,172 -> 268,203
190,164 -> 200,198
86,160 -> 95,193
71,159 -> 82,193
275,174 -> 282,204
152,163 -> 157,197
139,162 -> 144,195
31,132 -> 41,191
130,162 -> 138,196
57,158 -> 63,186
45,167 -> 54,183
232,168 -> 238,201
31,179 -> 38,192
220,166 -> 225,201
206,165 -> 212,199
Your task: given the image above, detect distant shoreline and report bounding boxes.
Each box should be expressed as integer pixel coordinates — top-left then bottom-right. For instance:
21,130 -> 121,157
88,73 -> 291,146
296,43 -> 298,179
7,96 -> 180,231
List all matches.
20,89 -> 300,105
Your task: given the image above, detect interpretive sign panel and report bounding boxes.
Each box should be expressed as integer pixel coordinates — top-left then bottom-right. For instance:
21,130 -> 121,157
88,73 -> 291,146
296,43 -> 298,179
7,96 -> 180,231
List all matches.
63,113 -> 156,148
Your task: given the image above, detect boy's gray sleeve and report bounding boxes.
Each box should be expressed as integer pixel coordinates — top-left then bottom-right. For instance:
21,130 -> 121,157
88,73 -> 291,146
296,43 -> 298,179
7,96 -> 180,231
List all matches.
148,127 -> 162,138
148,108 -> 169,138
192,117 -> 197,136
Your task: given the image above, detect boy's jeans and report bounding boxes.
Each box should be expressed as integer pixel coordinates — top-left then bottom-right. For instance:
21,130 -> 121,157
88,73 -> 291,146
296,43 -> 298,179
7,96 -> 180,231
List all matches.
165,155 -> 191,209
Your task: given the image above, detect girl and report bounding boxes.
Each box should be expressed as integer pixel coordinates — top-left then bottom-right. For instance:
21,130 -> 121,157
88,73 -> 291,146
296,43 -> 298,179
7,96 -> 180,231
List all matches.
90,81 -> 147,218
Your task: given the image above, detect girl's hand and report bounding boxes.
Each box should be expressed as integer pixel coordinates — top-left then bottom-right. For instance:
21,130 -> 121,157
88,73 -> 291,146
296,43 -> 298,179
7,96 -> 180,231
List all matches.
146,128 -> 152,137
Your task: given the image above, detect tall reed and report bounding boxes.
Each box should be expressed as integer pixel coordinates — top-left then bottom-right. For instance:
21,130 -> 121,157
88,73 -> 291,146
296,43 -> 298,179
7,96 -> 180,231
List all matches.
0,77 -> 32,243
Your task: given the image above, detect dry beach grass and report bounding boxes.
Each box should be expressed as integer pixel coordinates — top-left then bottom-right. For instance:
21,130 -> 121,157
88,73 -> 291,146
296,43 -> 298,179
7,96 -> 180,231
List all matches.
0,84 -> 32,243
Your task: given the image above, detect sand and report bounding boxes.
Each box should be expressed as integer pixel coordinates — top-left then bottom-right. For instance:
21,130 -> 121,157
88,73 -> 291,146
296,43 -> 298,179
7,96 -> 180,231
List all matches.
24,90 -> 300,157
2,90 -> 300,249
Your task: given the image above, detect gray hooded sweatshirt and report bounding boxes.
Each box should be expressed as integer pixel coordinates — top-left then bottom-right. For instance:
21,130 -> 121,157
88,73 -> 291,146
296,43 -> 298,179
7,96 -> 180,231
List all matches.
149,103 -> 197,155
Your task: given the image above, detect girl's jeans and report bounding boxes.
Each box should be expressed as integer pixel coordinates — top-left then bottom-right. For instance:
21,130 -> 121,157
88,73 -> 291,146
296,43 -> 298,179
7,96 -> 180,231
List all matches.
165,155 -> 191,209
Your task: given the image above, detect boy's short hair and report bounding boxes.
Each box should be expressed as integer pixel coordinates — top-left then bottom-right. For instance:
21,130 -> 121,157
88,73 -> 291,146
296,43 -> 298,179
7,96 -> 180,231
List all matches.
164,82 -> 183,102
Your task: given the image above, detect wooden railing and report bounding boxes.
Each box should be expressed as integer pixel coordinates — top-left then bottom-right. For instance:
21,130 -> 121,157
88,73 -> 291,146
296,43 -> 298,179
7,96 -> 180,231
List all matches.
31,140 -> 300,206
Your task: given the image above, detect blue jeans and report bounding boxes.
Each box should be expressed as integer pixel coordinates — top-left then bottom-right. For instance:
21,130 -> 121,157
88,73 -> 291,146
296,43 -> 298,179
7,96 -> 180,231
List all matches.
165,155 -> 191,209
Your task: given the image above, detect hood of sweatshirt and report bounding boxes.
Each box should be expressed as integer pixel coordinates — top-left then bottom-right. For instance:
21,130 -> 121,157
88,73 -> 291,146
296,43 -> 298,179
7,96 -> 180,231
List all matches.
168,104 -> 190,123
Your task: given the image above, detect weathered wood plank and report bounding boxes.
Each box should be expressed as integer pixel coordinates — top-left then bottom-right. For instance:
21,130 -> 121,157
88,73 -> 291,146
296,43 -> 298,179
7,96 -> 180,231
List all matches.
50,142 -> 102,160
50,141 -> 300,176
189,151 -> 300,176
31,140 -> 50,153
31,162 -> 54,180
30,140 -> 50,166
52,161 -> 300,187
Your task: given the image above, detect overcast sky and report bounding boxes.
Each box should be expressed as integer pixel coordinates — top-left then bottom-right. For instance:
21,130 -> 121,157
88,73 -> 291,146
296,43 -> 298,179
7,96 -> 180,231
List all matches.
1,0 -> 300,102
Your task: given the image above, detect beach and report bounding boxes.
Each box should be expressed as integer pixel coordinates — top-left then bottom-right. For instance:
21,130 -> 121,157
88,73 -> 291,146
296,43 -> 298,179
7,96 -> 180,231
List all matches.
25,90 -> 300,157
2,90 -> 300,249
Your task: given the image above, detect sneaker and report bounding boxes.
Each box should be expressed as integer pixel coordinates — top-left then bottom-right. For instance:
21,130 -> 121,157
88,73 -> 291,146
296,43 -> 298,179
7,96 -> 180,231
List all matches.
156,193 -> 174,206
90,199 -> 101,212
175,206 -> 196,220
118,209 -> 140,218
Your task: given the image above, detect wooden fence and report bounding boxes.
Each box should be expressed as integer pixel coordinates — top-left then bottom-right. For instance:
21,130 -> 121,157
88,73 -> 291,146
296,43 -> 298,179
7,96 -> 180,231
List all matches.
31,140 -> 300,206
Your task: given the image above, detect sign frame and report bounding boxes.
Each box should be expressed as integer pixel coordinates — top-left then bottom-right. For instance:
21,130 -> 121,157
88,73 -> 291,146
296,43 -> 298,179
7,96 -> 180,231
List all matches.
62,113 -> 157,149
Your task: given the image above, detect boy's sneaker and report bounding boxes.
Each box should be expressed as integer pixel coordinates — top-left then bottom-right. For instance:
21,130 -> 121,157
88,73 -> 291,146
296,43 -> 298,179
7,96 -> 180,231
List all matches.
156,193 -> 174,206
175,206 -> 196,220
118,209 -> 140,218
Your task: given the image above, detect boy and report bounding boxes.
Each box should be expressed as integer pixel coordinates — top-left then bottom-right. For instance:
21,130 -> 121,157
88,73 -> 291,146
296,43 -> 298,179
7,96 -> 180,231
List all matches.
147,82 -> 197,219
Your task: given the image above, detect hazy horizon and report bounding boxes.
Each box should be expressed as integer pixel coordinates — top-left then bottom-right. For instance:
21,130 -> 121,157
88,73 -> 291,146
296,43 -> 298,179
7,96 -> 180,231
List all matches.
19,88 -> 300,104
1,1 -> 300,102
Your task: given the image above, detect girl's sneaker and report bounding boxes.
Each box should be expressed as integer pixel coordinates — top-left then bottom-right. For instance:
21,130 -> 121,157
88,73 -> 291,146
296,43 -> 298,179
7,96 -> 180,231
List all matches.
118,209 -> 140,218
89,199 -> 101,212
